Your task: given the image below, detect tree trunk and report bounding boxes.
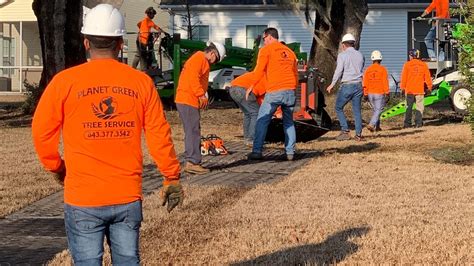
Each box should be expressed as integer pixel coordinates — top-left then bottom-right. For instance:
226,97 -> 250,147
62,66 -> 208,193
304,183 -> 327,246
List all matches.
308,0 -> 368,84
32,0 -> 86,91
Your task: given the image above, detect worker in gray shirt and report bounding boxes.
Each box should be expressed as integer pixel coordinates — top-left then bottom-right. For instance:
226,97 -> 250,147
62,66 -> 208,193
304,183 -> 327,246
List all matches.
326,33 -> 365,141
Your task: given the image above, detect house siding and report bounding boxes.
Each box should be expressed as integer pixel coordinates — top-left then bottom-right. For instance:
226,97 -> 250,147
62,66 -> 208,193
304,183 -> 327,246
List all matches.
171,9 -> 315,54
360,9 -> 408,90
0,0 -> 36,22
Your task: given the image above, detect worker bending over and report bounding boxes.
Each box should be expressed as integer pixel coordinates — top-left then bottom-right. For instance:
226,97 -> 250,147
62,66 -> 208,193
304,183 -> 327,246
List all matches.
32,4 -> 182,264
175,41 -> 226,174
401,49 -> 433,128
228,72 -> 266,146
363,50 -> 390,132
247,27 -> 298,161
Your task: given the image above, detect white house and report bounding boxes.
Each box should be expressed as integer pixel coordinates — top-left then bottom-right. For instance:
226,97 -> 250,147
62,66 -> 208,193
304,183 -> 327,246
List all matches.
0,0 -> 169,92
160,0 -> 440,91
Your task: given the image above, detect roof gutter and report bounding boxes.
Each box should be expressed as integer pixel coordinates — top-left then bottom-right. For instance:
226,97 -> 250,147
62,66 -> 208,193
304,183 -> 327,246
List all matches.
161,4 -> 286,12
368,3 -> 457,9
161,3 -> 457,11
368,3 -> 428,9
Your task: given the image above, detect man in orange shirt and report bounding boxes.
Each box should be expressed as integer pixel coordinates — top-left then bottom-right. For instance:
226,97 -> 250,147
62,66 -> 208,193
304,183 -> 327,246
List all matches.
247,27 -> 298,161
175,41 -> 226,174
363,50 -> 390,132
401,49 -> 433,128
32,4 -> 182,264
228,72 -> 266,146
419,0 -> 450,60
132,7 -> 162,70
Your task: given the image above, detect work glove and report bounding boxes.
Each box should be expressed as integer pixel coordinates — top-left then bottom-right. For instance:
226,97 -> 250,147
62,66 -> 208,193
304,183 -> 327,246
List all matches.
52,160 -> 66,185
198,95 -> 209,109
384,94 -> 390,104
160,180 -> 184,213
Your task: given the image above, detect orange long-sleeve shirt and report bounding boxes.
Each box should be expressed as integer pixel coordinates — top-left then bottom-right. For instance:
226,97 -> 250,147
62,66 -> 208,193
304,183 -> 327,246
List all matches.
231,72 -> 266,97
400,59 -> 433,95
252,41 -> 298,93
138,16 -> 160,45
32,59 -> 180,207
425,0 -> 450,19
175,51 -> 210,108
363,63 -> 390,96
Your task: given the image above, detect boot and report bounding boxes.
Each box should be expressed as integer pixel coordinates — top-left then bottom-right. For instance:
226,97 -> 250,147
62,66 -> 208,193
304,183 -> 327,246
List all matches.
366,124 -> 376,132
184,162 -> 210,175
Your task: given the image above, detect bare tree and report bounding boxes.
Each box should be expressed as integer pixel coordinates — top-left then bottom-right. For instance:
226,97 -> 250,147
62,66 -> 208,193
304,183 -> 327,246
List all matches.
170,0 -> 201,40
277,0 -> 369,83
28,0 -> 125,113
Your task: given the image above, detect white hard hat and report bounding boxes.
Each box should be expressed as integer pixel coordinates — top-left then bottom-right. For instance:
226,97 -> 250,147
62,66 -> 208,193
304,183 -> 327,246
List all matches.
341,33 -> 356,43
81,4 -> 126,37
371,50 -> 383,61
207,41 -> 226,62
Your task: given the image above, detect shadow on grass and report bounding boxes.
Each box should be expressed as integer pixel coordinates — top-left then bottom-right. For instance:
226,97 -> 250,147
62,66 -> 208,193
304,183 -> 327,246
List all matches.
323,142 -> 380,155
0,107 -> 32,128
231,226 -> 370,265
423,114 -> 465,127
430,145 -> 474,166
365,129 -> 423,138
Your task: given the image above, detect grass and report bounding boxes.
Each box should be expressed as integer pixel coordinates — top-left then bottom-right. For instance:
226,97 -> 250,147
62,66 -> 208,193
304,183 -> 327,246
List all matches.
1,99 -> 473,264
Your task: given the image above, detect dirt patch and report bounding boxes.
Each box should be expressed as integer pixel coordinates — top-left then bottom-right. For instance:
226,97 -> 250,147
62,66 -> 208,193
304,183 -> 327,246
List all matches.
430,144 -> 474,165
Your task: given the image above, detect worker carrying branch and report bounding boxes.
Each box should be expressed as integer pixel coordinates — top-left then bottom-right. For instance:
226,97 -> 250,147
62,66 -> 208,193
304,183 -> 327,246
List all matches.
175,41 -> 226,174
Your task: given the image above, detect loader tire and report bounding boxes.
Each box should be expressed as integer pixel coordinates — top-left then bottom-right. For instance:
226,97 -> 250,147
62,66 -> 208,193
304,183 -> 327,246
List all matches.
450,84 -> 472,115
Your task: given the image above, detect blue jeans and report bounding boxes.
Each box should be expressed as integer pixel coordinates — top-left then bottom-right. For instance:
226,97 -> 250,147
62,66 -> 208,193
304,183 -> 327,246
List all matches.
228,86 -> 260,141
335,82 -> 363,136
368,94 -> 385,127
64,200 -> 142,266
253,89 -> 296,155
424,26 -> 445,60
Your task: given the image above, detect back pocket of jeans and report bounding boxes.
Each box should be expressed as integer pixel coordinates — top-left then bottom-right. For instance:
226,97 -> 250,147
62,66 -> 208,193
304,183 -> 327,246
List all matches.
72,209 -> 103,230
